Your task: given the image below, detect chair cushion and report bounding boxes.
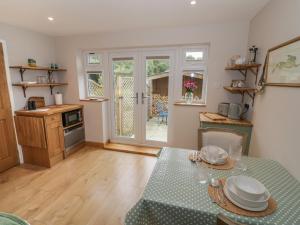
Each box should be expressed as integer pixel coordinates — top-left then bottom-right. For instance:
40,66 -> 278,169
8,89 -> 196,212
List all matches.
202,131 -> 243,153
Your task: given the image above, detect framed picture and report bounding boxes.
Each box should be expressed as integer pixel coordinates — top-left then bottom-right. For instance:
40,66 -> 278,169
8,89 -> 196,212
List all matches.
265,36 -> 300,87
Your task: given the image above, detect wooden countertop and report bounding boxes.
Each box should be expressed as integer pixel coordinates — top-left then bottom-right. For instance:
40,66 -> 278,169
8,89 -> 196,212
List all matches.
200,112 -> 253,127
15,104 -> 83,117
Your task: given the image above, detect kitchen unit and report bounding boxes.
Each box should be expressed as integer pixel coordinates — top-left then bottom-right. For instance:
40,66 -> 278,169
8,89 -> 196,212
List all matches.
199,112 -> 253,155
14,104 -> 84,167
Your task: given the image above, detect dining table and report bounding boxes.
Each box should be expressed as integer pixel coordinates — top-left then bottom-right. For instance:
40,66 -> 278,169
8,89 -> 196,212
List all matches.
125,147 -> 300,225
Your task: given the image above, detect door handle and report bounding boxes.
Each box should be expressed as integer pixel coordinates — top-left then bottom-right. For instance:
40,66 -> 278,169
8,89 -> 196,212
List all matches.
142,92 -> 150,104
131,92 -> 139,104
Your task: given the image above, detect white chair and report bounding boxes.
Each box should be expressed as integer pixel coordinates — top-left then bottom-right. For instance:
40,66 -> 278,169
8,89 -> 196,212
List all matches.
198,128 -> 248,155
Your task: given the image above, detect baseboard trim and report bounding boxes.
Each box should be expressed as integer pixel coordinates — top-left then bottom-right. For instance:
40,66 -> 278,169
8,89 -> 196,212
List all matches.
85,141 -> 105,148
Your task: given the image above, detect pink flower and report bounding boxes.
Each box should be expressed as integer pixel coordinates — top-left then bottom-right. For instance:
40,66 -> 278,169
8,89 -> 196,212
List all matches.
184,80 -> 197,92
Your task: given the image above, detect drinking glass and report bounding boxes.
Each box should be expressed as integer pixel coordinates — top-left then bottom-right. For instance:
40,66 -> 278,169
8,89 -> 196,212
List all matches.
194,161 -> 209,184
229,144 -> 247,172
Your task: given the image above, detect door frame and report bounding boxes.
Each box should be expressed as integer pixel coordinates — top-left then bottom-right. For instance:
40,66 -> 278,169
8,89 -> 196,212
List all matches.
140,49 -> 176,147
108,51 -> 141,145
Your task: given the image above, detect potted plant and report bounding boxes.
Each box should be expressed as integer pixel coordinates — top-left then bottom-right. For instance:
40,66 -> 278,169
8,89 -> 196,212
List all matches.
184,80 -> 197,104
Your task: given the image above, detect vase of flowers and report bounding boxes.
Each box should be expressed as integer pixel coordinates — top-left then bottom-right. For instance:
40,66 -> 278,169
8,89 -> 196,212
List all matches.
184,80 -> 197,104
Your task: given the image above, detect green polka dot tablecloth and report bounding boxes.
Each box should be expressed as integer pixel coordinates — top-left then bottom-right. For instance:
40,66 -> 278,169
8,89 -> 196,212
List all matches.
125,147 -> 300,225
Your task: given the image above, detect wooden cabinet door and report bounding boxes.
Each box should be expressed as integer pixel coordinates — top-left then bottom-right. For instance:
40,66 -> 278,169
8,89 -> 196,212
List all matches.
0,43 -> 19,172
45,120 -> 64,159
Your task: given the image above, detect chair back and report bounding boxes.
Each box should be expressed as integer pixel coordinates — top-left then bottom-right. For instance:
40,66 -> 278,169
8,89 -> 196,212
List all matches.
198,128 -> 247,155
156,101 -> 164,113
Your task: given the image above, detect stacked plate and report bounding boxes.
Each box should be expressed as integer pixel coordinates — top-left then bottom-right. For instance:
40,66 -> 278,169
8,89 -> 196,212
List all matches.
224,176 -> 271,211
200,145 -> 228,165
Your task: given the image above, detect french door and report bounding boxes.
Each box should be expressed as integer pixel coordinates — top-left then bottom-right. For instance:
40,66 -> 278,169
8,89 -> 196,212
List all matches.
109,49 -> 174,147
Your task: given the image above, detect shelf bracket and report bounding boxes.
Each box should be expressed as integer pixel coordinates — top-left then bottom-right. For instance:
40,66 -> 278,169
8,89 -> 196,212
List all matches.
238,69 -> 248,79
50,85 -> 54,95
19,68 -> 26,81
245,90 -> 256,106
22,86 -> 27,98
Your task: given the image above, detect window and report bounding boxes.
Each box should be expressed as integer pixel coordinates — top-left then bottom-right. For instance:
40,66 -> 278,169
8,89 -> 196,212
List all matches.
182,71 -> 204,100
185,51 -> 204,61
178,46 -> 208,104
86,72 -> 104,97
87,52 -> 101,65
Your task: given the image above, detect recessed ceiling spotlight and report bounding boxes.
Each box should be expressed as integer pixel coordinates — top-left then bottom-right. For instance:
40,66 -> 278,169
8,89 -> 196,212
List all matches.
190,0 -> 197,5
47,17 -> 54,21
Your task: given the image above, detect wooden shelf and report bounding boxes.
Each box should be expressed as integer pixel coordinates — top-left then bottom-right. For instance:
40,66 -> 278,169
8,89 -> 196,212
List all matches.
10,65 -> 67,82
225,64 -> 261,70
223,86 -> 257,93
225,64 -> 261,84
10,65 -> 66,72
12,82 -> 68,97
224,86 -> 256,105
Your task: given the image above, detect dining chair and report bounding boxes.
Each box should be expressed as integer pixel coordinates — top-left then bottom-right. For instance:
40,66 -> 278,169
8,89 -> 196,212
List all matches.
217,214 -> 245,225
198,128 -> 248,155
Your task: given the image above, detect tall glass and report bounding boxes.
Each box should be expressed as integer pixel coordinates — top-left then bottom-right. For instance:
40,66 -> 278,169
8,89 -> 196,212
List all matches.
229,144 -> 247,172
194,161 -> 209,184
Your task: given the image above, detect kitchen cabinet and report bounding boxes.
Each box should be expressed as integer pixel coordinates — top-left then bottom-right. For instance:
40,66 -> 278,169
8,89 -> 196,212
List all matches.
14,104 -> 83,167
199,112 -> 253,155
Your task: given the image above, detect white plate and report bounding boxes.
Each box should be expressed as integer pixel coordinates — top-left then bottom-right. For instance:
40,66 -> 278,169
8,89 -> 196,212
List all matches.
224,177 -> 269,211
233,175 -> 267,201
200,145 -> 228,165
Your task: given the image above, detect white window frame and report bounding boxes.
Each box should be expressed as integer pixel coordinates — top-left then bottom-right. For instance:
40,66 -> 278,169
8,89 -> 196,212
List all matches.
83,51 -> 105,98
178,45 -> 209,105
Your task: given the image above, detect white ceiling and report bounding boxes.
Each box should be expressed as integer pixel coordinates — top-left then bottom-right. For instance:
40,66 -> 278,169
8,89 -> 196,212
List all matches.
0,0 -> 270,37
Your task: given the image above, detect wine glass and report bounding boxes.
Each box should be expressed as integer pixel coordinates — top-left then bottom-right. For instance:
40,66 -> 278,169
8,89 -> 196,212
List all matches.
194,160 -> 209,184
229,144 -> 247,172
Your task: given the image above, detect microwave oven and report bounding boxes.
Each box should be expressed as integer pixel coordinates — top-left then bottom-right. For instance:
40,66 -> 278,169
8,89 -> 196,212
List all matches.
62,109 -> 83,127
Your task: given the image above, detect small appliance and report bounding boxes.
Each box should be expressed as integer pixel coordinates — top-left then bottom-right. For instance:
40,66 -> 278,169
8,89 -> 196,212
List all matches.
228,103 -> 249,120
218,103 -> 230,117
62,109 -> 83,127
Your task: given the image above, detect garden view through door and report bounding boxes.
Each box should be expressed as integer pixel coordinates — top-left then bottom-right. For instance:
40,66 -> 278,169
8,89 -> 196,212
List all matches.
113,57 -> 136,140
111,52 -> 171,145
145,56 -> 169,143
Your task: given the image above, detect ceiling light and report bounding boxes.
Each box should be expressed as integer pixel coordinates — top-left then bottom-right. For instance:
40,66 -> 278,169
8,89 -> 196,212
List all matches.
48,17 -> 54,21
190,0 -> 197,5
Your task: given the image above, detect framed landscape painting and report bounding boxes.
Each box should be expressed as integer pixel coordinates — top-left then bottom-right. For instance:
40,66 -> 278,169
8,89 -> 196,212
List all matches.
265,36 -> 300,87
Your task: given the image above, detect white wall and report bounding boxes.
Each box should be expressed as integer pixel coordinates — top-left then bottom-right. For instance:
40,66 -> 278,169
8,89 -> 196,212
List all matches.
0,23 -> 63,110
248,0 -> 300,180
55,22 -> 249,149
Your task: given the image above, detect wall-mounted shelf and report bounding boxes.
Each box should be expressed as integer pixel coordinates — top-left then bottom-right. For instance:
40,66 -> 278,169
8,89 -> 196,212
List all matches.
223,86 -> 257,106
10,65 -> 67,82
10,65 -> 67,98
12,83 -> 68,97
225,64 -> 261,84
225,64 -> 261,106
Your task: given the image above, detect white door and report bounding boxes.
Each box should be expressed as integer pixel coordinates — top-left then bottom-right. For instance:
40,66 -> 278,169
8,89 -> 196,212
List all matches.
109,49 -> 174,146
109,52 -> 140,144
140,50 -> 174,146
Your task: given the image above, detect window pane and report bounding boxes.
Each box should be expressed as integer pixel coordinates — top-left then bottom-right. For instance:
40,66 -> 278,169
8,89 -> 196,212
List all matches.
185,51 -> 204,61
182,71 -> 203,100
88,53 -> 101,64
112,59 -> 135,138
87,72 -> 104,97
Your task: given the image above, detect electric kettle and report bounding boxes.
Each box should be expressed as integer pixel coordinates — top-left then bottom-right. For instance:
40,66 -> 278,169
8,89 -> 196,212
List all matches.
228,103 -> 249,120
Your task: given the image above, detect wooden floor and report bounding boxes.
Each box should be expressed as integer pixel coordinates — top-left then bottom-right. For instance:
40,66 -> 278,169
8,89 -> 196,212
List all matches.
104,143 -> 161,157
0,146 -> 157,225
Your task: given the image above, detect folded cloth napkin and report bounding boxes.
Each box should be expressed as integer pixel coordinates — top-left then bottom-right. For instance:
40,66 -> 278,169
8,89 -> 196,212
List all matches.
0,213 -> 30,225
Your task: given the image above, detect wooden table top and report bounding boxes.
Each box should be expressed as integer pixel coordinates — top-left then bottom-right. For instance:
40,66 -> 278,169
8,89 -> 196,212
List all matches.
15,104 -> 83,117
200,112 -> 253,127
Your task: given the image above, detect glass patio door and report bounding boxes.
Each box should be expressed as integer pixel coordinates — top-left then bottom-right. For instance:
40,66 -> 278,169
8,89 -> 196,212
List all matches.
110,53 -> 140,144
109,50 -> 174,146
140,51 -> 174,146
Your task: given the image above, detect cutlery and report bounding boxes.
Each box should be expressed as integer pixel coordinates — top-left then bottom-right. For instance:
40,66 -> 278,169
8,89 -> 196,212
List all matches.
218,180 -> 227,206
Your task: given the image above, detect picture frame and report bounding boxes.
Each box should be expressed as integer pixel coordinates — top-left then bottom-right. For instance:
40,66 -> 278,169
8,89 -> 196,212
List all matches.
265,36 -> 300,87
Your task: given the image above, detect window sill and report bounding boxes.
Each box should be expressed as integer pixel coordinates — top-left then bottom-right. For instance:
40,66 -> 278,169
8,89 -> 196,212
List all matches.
174,101 -> 206,107
80,97 -> 109,103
